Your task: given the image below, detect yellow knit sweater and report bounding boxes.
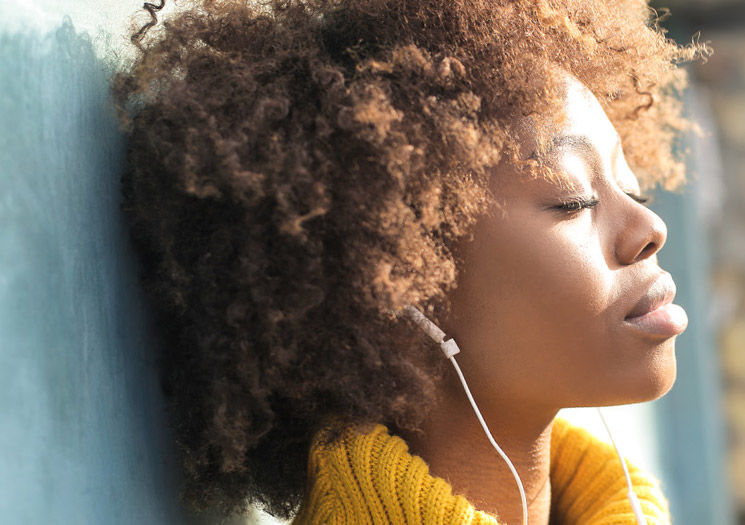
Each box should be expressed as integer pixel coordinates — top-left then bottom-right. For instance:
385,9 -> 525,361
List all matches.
291,417 -> 671,525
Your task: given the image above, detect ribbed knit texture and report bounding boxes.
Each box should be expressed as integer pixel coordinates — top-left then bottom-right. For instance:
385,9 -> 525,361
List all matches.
292,417 -> 671,525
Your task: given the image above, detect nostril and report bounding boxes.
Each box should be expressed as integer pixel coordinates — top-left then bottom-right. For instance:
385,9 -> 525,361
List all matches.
637,241 -> 659,262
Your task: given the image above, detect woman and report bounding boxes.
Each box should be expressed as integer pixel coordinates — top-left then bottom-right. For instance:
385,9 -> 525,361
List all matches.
113,0 -> 707,523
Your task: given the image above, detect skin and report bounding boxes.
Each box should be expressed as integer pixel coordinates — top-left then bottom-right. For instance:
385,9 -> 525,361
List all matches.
401,75 -> 687,525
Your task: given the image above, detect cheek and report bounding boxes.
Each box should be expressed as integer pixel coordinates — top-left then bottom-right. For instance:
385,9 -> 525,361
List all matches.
449,214 -> 621,404
471,219 -> 612,334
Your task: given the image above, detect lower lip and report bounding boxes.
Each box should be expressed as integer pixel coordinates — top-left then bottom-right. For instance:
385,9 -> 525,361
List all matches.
624,303 -> 689,337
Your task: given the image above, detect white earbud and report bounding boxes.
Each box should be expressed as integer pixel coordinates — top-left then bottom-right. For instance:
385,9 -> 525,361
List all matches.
403,305 -> 460,358
402,305 -> 647,525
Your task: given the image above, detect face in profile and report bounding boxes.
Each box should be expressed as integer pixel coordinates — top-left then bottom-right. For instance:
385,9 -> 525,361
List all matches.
443,75 -> 688,414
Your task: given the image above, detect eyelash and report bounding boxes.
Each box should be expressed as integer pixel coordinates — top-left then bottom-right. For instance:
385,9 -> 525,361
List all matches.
627,193 -> 649,205
555,193 -> 648,213
556,196 -> 599,212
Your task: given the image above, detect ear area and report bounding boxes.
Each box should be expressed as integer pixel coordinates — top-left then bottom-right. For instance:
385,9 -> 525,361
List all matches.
403,305 -> 461,358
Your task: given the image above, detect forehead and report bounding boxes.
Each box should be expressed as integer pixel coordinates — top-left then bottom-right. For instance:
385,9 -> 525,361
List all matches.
560,78 -> 619,155
513,76 -> 617,153
505,75 -> 629,192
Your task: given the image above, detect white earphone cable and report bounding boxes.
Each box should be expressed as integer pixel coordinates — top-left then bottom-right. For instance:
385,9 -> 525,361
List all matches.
403,305 -> 528,525
449,354 -> 529,525
596,407 -> 647,525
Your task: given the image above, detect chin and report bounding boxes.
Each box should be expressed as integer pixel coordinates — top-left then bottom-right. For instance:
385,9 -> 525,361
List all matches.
642,354 -> 678,402
573,339 -> 679,408
614,338 -> 679,405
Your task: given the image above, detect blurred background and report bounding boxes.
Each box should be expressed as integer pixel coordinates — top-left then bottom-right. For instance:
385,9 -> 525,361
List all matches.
0,1 -> 742,524
649,0 -> 745,523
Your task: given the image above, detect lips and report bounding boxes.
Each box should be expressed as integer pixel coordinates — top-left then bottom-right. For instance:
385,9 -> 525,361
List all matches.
622,272 -> 688,337
625,273 -> 677,320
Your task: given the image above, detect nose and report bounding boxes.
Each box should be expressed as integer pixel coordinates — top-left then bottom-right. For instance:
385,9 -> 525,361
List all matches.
615,197 -> 668,266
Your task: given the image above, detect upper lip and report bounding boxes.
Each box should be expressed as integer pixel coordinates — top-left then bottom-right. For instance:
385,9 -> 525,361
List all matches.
625,273 -> 677,320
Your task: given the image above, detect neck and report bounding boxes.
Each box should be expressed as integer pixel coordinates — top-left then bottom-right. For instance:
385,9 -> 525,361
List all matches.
398,369 -> 558,525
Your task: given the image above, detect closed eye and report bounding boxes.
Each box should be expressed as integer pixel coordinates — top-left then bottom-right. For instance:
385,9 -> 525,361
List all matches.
554,196 -> 599,213
625,192 -> 649,204
550,191 -> 648,215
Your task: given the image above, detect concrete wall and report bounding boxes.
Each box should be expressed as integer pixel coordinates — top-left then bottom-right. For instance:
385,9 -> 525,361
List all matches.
0,3 -> 279,521
0,15 -> 207,525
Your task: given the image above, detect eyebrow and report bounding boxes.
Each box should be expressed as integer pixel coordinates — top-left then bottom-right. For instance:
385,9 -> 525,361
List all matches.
531,133 -> 623,175
551,133 -> 621,156
530,133 -> 647,199
552,134 -> 594,150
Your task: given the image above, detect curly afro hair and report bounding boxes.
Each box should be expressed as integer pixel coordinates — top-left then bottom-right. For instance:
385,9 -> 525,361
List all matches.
111,0 -> 706,519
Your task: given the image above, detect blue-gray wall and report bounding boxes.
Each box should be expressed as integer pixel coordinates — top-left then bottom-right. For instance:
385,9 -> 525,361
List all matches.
0,18 -> 210,525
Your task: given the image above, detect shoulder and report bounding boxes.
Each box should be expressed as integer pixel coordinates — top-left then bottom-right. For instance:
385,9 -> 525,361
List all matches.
291,417 -> 672,525
292,420 -> 498,525
550,417 -> 672,525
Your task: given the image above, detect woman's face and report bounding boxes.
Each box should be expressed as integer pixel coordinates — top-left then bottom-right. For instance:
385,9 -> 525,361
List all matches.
443,76 -> 688,412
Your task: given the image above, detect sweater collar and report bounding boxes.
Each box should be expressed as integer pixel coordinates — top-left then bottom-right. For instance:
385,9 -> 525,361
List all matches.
293,417 -> 670,524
